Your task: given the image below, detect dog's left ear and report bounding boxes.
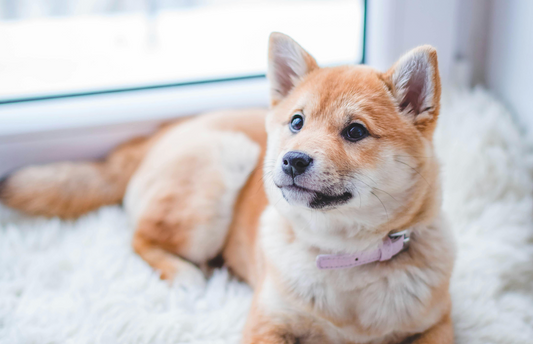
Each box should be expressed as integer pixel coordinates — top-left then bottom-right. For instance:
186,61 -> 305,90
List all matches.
384,45 -> 441,130
268,32 -> 318,107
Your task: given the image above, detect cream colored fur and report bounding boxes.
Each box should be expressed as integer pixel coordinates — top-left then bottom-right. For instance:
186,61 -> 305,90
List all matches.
125,121 -> 260,264
259,206 -> 454,343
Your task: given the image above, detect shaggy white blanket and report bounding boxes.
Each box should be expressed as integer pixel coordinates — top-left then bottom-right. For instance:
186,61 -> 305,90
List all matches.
1,87 -> 533,344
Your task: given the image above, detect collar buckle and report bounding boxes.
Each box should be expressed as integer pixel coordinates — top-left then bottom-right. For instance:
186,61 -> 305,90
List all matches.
388,230 -> 411,251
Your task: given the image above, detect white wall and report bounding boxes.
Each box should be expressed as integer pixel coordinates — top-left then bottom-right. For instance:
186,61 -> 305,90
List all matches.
485,0 -> 533,131
365,0 -> 459,81
422,0 -> 532,131
454,0 -> 492,86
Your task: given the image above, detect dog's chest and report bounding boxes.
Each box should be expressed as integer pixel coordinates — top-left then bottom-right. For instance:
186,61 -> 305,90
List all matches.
285,251 -> 428,326
259,213 -> 442,342
269,250 -> 440,344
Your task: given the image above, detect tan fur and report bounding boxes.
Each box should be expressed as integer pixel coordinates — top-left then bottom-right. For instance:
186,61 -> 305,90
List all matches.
123,109 -> 266,284
1,33 -> 454,343
0,121 -> 177,218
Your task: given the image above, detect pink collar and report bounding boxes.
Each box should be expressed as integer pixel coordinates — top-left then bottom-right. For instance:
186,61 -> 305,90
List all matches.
316,230 -> 411,270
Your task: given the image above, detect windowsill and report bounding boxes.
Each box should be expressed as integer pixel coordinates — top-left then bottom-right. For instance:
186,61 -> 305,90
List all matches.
0,76 -> 269,139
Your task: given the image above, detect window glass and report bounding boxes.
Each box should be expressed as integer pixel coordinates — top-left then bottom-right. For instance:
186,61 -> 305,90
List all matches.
0,0 -> 365,101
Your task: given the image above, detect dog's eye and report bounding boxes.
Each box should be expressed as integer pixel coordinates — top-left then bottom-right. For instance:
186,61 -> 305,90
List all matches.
343,123 -> 368,142
289,114 -> 304,133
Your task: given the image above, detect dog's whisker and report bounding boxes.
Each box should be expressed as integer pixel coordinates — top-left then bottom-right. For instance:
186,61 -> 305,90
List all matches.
394,154 -> 434,159
355,188 -> 362,209
394,159 -> 432,188
355,176 -> 398,203
370,191 -> 389,222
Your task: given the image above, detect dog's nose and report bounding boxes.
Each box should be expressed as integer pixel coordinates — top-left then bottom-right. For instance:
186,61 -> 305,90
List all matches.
282,151 -> 313,177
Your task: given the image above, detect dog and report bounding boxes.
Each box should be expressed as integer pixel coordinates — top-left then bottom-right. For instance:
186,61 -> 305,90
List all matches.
0,33 -> 455,343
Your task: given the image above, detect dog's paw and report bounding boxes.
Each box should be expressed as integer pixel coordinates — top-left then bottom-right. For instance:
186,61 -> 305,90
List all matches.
166,258 -> 206,290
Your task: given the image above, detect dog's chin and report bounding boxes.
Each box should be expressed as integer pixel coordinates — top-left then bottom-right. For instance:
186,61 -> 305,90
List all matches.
280,185 -> 353,209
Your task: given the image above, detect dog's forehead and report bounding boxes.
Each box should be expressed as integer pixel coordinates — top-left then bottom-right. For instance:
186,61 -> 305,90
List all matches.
297,66 -> 395,122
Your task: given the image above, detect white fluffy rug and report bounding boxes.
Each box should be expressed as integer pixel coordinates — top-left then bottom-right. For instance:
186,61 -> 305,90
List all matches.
2,87 -> 533,344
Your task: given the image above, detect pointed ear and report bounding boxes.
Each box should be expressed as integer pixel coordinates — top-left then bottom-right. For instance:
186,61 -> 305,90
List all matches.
384,45 -> 441,127
267,32 -> 318,106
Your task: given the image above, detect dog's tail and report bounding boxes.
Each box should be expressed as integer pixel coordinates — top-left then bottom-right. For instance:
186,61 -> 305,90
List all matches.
0,135 -> 152,219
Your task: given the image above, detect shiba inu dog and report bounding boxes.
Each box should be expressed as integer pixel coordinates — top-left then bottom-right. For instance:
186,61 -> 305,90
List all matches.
0,33 -> 455,343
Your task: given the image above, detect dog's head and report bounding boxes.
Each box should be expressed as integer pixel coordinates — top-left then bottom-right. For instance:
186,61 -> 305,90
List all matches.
264,33 -> 441,229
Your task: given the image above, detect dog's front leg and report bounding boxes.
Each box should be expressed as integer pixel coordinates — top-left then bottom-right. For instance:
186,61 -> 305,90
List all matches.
242,300 -> 300,344
242,281 -> 304,344
241,278 -> 328,344
406,313 -> 453,344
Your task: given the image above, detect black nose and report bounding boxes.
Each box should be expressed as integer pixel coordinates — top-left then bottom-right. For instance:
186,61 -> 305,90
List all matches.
282,151 -> 313,177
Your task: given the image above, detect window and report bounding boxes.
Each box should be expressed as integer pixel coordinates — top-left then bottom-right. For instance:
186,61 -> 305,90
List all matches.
0,0 -> 365,103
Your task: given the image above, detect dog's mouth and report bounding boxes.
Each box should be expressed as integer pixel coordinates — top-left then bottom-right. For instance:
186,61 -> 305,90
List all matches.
278,183 -> 353,209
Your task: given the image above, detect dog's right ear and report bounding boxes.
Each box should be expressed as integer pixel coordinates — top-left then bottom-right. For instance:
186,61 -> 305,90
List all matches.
383,45 -> 441,133
268,32 -> 318,107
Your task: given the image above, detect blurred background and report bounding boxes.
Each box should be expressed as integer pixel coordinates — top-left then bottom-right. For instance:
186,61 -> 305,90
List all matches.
0,0 -> 531,176
0,0 -> 363,99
